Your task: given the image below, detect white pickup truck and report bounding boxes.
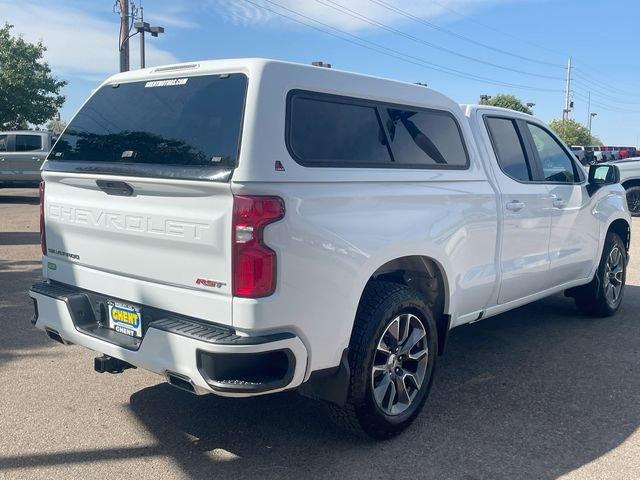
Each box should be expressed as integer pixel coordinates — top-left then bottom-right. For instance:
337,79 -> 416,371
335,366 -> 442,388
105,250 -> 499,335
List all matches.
608,157 -> 640,216
30,59 -> 630,439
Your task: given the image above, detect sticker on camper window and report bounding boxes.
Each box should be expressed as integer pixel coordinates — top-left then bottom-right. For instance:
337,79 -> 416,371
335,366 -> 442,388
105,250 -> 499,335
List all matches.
144,78 -> 189,88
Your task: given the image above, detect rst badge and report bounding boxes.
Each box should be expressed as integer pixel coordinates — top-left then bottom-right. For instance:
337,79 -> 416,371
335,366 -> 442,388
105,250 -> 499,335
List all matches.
195,278 -> 226,288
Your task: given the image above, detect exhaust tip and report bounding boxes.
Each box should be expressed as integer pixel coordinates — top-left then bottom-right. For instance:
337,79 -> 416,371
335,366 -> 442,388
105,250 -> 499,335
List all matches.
45,328 -> 65,345
166,372 -> 196,394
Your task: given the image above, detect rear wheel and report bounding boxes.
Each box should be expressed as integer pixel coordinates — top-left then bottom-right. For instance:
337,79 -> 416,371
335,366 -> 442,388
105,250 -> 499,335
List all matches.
332,281 -> 437,439
573,232 -> 627,317
625,186 -> 640,217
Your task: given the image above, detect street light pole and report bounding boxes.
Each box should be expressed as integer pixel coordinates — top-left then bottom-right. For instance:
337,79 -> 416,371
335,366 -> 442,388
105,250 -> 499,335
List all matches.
134,11 -> 164,69
588,112 -> 597,137
139,5 -> 145,69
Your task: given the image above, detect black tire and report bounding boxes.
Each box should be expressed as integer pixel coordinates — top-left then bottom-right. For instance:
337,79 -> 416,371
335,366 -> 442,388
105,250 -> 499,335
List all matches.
573,232 -> 627,317
331,281 -> 438,439
626,186 -> 640,217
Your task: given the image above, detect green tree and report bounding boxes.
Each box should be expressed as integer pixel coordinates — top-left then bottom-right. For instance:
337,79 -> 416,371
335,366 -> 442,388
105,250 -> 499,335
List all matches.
479,93 -> 533,115
0,24 -> 66,129
548,119 -> 601,146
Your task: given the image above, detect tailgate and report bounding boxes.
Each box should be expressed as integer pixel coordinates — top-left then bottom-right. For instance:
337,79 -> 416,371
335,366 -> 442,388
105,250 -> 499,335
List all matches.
39,70 -> 248,326
43,172 -> 234,325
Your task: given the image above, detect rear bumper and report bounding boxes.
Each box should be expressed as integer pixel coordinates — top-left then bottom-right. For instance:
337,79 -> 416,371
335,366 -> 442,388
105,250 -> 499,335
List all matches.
29,282 -> 308,397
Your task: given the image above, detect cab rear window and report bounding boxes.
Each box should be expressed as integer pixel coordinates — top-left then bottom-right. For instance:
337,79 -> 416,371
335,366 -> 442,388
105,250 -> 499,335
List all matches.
50,74 -> 247,167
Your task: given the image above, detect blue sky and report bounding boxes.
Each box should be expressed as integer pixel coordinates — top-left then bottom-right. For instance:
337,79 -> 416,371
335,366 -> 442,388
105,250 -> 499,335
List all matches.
3,0 -> 639,145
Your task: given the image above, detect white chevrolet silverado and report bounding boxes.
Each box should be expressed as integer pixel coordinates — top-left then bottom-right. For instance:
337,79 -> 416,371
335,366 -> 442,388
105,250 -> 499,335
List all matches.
30,59 -> 631,439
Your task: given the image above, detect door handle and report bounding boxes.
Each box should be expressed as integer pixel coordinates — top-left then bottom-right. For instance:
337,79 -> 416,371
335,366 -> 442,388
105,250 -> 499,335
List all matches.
0,158 -> 4,162
32,156 -> 40,161
552,197 -> 567,208
505,200 -> 525,212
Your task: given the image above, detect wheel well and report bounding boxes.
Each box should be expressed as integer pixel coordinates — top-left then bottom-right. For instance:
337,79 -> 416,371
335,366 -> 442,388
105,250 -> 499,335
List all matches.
365,256 -> 450,355
622,179 -> 640,190
608,219 -> 631,253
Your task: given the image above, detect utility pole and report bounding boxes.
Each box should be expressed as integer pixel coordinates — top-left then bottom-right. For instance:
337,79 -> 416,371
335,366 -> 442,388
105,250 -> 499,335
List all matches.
118,0 -> 130,72
562,57 -> 572,121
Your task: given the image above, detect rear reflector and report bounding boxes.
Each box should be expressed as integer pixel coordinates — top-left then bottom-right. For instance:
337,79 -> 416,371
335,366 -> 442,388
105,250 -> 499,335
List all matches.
232,196 -> 284,298
39,181 -> 46,256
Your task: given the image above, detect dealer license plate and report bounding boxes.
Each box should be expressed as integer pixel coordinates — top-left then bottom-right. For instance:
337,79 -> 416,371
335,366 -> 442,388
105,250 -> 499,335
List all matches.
108,301 -> 143,338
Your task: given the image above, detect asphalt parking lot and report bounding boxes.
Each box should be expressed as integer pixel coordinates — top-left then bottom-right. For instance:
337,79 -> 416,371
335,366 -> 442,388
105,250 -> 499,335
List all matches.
1,188 -> 640,480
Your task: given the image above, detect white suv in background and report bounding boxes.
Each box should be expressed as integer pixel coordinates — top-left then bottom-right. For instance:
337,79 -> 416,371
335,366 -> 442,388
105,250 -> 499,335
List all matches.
31,59 -> 630,439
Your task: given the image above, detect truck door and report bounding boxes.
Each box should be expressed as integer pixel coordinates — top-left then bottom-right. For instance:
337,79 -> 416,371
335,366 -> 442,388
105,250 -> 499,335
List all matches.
523,122 -> 599,285
12,133 -> 46,182
0,133 -> 9,179
483,116 -> 553,304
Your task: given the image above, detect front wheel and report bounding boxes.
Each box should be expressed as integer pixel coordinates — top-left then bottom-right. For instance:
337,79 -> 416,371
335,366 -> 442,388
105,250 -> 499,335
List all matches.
626,186 -> 640,217
331,281 -> 437,439
573,232 -> 627,317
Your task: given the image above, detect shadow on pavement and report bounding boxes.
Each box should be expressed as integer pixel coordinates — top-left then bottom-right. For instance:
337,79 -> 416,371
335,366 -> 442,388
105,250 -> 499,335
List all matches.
0,259 -> 52,363
0,193 -> 39,205
1,287 -> 639,479
120,289 -> 640,479
0,232 -> 41,246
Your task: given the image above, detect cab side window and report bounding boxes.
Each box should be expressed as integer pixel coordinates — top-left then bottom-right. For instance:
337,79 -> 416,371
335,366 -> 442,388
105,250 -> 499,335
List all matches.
485,117 -> 532,182
15,134 -> 43,152
527,124 -> 577,183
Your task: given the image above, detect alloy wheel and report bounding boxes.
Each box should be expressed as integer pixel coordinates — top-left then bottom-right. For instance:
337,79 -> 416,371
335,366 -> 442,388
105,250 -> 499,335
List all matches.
603,245 -> 624,306
371,313 -> 429,416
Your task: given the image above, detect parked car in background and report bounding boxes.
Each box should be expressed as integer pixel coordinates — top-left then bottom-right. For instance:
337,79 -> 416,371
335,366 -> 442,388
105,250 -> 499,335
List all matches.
619,147 -> 636,159
587,146 -> 606,163
0,130 -> 56,187
571,145 -> 594,165
29,59 -> 631,439
603,146 -> 620,161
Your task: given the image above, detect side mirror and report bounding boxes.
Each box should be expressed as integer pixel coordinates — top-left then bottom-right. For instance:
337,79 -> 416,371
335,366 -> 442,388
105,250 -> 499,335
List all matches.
589,164 -> 620,185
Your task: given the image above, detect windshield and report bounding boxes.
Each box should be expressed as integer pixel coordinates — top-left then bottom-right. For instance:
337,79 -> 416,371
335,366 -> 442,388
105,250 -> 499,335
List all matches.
50,74 -> 247,167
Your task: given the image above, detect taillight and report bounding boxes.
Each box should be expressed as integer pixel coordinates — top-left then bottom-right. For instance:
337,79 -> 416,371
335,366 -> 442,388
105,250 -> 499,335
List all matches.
232,195 -> 284,298
39,181 -> 46,256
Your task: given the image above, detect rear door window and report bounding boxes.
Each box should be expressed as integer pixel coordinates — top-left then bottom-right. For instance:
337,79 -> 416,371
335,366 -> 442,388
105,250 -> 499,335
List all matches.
288,94 -> 392,166
382,108 -> 468,168
485,117 -> 532,182
50,74 -> 247,167
527,123 -> 578,183
0,135 -> 7,152
15,134 -> 42,152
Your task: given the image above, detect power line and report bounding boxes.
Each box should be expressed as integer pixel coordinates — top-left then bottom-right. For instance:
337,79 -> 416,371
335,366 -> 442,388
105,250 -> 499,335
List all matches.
315,0 -> 563,80
572,79 -> 640,105
368,0 -> 564,69
240,0 -> 563,93
573,68 -> 640,98
573,91 -> 640,114
428,0 -> 640,101
427,0 -> 569,60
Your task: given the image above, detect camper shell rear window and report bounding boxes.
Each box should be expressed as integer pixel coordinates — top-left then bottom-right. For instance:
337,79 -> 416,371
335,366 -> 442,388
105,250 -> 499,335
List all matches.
50,73 -> 247,169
